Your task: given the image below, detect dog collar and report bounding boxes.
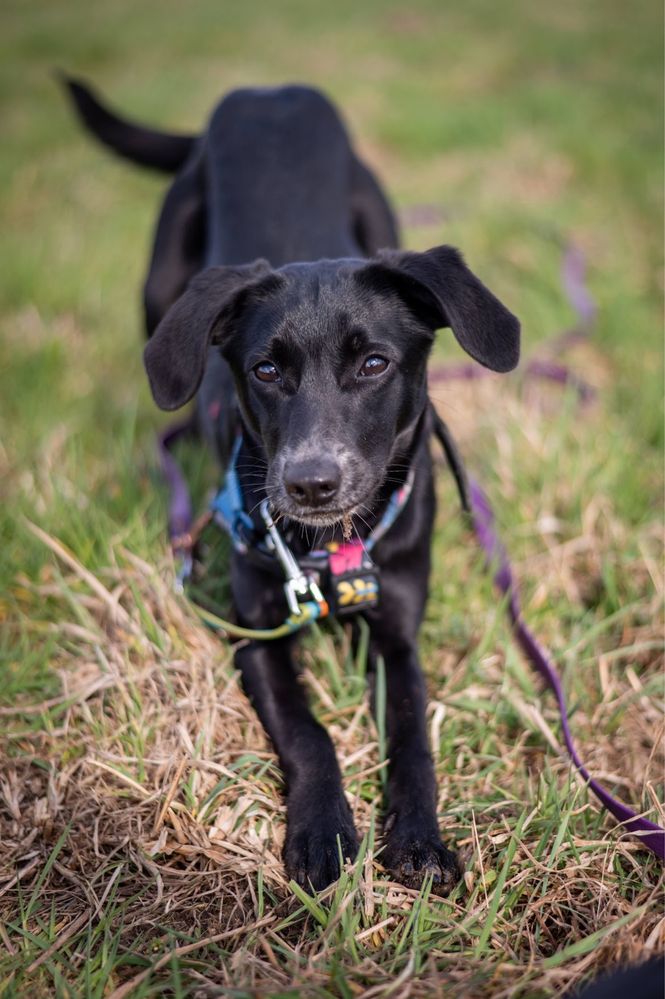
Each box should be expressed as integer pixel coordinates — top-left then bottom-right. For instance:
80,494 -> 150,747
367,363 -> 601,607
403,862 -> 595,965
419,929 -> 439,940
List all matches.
209,436 -> 415,618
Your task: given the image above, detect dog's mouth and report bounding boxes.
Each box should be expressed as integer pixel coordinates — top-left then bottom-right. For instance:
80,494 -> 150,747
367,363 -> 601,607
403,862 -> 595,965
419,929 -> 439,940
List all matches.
276,502 -> 363,530
285,506 -> 360,529
271,488 -> 378,531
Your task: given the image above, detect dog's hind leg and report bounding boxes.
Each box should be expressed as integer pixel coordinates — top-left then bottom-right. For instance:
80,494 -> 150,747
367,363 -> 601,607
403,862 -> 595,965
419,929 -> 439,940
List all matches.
143,147 -> 206,337
350,156 -> 400,254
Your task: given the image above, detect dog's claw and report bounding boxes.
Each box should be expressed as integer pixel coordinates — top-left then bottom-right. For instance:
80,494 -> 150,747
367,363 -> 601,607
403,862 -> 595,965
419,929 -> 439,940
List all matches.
382,828 -> 461,895
286,830 -> 358,892
284,795 -> 358,893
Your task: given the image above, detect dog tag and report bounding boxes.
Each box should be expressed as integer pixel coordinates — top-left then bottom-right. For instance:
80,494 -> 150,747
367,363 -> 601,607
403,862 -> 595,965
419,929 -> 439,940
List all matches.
326,540 -> 380,615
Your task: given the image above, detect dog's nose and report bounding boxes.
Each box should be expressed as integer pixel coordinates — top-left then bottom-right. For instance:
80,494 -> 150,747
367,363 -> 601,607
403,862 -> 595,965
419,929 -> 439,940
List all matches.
284,458 -> 341,507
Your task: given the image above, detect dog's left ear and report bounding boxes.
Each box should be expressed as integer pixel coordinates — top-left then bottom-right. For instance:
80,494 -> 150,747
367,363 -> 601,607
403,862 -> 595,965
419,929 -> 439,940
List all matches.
358,244 -> 520,372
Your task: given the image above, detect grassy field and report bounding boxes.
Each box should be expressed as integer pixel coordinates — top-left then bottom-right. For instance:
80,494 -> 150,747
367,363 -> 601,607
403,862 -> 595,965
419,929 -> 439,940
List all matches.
1,0 -> 663,995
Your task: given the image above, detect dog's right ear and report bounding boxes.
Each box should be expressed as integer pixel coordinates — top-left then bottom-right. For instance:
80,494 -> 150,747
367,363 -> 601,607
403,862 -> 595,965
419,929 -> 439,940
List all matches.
143,261 -> 281,410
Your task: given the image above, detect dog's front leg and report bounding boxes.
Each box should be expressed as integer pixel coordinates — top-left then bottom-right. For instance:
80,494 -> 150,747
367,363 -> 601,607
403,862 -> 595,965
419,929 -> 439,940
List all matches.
236,639 -> 358,889
368,573 -> 461,894
231,560 -> 358,891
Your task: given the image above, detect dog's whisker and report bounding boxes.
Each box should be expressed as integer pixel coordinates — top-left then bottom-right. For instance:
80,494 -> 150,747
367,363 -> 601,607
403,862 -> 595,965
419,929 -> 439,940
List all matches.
353,511 -> 373,537
246,489 -> 280,517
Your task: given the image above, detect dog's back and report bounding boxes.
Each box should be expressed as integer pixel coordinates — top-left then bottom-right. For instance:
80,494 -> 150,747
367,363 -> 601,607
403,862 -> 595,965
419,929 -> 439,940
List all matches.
204,86 -> 359,266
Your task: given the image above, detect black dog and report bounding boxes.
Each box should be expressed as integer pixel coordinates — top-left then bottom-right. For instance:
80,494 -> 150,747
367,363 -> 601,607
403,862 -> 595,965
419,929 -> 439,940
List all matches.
64,78 -> 520,893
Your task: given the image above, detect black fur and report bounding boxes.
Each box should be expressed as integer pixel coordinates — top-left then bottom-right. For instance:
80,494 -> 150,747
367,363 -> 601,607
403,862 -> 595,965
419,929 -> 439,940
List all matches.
63,77 -> 520,893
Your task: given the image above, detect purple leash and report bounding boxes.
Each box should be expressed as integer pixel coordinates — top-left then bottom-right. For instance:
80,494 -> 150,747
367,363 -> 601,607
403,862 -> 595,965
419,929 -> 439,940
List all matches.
440,244 -> 663,859
158,417 -> 195,542
428,358 -> 595,404
158,416 -> 202,591
470,479 -> 664,860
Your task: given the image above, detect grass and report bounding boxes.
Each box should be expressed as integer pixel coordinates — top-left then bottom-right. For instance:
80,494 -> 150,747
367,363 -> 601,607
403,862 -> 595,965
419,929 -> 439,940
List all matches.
0,0 -> 663,995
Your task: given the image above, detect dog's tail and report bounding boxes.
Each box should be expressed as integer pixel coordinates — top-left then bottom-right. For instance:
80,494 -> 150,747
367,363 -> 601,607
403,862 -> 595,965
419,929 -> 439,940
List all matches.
58,72 -> 196,174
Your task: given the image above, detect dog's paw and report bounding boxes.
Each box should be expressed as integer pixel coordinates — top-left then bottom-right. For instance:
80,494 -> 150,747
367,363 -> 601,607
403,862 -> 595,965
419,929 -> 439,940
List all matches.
284,796 -> 358,892
382,823 -> 461,895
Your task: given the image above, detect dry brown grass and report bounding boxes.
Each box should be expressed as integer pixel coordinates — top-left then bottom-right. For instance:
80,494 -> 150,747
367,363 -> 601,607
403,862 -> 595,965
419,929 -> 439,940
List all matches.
2,357 -> 663,997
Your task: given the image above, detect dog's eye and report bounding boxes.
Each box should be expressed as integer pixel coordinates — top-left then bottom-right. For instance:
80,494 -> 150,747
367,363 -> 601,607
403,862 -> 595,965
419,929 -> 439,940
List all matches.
253,362 -> 281,383
359,355 -> 389,377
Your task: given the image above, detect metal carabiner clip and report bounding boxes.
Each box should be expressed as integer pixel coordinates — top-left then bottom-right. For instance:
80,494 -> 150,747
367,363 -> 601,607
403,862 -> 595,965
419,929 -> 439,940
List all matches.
259,500 -> 324,616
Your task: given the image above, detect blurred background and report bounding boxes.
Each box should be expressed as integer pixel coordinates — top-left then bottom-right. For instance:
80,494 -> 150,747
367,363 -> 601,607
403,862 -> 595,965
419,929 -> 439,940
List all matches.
2,0 -> 662,484
0,1 -> 662,993
4,0 -> 663,601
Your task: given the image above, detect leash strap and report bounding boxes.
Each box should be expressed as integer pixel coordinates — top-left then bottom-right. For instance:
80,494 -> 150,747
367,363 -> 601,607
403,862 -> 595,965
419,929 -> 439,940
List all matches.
193,599 -> 325,640
158,417 -> 195,541
158,417 -> 198,591
429,242 -> 664,860
470,479 -> 665,860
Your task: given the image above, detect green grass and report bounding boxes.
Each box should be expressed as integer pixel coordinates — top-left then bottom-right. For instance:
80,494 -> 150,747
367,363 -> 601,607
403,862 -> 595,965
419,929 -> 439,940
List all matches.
1,0 -> 663,995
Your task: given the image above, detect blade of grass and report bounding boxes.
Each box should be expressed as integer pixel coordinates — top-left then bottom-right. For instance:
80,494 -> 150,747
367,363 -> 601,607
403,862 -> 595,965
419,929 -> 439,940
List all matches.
474,809 -> 527,957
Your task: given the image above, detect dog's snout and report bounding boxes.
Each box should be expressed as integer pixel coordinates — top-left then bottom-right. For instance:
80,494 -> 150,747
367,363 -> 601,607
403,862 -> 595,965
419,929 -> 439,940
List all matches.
284,457 -> 341,508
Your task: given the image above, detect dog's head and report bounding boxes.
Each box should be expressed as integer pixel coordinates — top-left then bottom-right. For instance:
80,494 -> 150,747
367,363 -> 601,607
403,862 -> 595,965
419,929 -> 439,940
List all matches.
144,246 -> 519,526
